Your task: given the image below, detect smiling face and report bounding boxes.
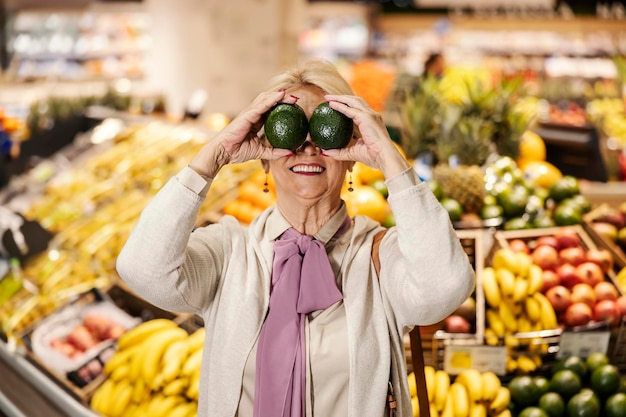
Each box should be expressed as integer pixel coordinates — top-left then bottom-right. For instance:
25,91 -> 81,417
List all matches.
267,85 -> 354,212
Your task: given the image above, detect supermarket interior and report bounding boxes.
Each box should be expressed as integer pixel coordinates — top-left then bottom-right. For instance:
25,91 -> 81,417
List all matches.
2,0 -> 626,416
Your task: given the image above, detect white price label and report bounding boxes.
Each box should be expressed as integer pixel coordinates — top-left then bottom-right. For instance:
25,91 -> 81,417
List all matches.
443,345 -> 507,376
557,331 -> 611,359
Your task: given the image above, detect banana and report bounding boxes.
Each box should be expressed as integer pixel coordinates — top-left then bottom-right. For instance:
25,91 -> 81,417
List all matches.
495,268 -> 516,300
132,377 -> 150,404
450,382 -> 469,417
515,251 -> 533,278
517,355 -> 538,373
153,338 -> 191,389
493,410 -> 512,417
486,310 -> 505,336
170,402 -> 198,417
103,343 -> 143,375
140,326 -> 189,383
492,248 -> 517,272
480,371 -> 501,403
430,402 -> 440,417
424,365 -> 436,403
90,378 -> 116,414
481,267 -> 501,308
524,296 -> 541,323
109,362 -> 130,382
186,327 -> 206,353
107,379 -> 133,417
512,277 -> 529,303
116,318 -> 179,350
435,370 -> 450,411
498,302 -> 517,333
163,378 -> 189,396
526,264 -> 543,295
517,315 -> 533,334
182,348 -> 204,377
455,369 -> 482,404
187,371 -> 201,401
534,292 -> 558,330
441,392 -> 454,417
469,402 -> 487,417
506,357 -> 518,373
484,328 -> 499,346
488,386 -> 511,415
151,395 -> 187,417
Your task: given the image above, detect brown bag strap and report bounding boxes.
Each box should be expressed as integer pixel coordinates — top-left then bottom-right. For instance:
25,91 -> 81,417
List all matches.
372,229 -> 430,417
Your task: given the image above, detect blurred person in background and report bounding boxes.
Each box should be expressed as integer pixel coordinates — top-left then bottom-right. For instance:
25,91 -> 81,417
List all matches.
423,52 -> 446,80
117,59 -> 474,417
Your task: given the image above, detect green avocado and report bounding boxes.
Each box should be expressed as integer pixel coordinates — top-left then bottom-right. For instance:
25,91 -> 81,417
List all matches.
264,103 -> 308,150
309,102 -> 353,150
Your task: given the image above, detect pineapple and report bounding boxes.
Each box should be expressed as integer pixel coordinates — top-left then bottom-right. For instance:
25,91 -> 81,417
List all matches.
432,164 -> 486,215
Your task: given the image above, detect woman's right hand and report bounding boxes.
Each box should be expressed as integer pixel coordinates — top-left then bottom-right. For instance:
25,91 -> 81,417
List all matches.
189,90 -> 294,178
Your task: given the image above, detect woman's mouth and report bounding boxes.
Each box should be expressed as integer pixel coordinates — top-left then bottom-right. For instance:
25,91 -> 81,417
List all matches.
290,164 -> 325,174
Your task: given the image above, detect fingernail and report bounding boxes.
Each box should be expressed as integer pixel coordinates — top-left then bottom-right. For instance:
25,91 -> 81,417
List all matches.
279,88 -> 286,92
286,152 -> 294,157
290,95 -> 299,100
321,152 -> 329,157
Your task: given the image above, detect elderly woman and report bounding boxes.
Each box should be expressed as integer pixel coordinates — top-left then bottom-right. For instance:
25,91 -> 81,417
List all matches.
116,59 -> 474,417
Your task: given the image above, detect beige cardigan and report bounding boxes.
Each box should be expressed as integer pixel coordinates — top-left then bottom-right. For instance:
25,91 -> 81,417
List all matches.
116,167 -> 475,417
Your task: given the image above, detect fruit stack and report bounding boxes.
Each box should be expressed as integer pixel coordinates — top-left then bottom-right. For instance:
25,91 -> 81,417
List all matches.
90,319 -> 204,417
408,366 -> 512,417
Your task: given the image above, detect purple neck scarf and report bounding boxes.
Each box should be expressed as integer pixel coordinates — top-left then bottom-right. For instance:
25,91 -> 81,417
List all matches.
253,220 -> 348,417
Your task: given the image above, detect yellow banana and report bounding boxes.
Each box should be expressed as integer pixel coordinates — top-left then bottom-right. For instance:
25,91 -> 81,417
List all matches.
424,365 -> 436,403
469,402 -> 487,417
489,386 -> 511,415
170,402 -> 198,417
103,343 -> 143,375
524,296 -> 541,323
484,328 -> 499,346
486,309 -> 505,336
187,371 -> 201,401
517,355 -> 538,373
515,251 -> 533,278
481,267 -> 501,309
407,372 -> 418,397
182,348 -> 203,377
495,268 -> 516,300
140,326 -> 189,383
132,377 -> 150,404
479,371 -> 500,403
435,370 -> 451,411
526,264 -> 543,295
109,362 -> 130,382
90,378 -> 116,414
494,410 -> 512,417
492,248 -> 517,272
163,378 -> 189,396
186,327 -> 206,353
153,338 -> 191,389
512,277 -> 529,303
450,382 -> 469,417
455,369 -> 482,404
441,392 -> 454,417
506,357 -> 518,373
517,315 -> 533,334
107,379 -> 133,417
116,318 -> 179,350
411,396 -> 420,417
498,302 -> 517,333
151,395 -> 187,417
430,402 -> 440,417
533,292 -> 558,330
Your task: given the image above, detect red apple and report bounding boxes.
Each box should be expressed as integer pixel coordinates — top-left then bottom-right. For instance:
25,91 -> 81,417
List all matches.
532,245 -> 560,271
555,228 -> 581,250
585,248 -> 614,273
546,285 -> 572,313
570,283 -> 597,308
616,295 -> 626,318
535,236 -> 559,250
593,299 -> 620,326
541,269 -> 561,293
559,246 -> 586,266
565,302 -> 593,327
444,315 -> 471,333
575,262 -> 604,288
558,263 -> 581,288
509,239 -> 530,254
594,281 -> 619,302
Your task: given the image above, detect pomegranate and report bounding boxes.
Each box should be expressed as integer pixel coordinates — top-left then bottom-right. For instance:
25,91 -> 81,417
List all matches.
444,315 -> 471,334
594,281 -> 619,302
557,263 -> 581,288
535,235 -> 559,250
585,248 -> 614,273
555,228 -> 581,250
575,262 -> 604,288
616,295 -> 626,318
509,239 -> 530,254
570,283 -> 597,308
593,299 -> 620,326
541,269 -> 560,293
565,302 -> 593,327
531,245 -> 560,271
546,285 -> 572,313
559,246 -> 586,266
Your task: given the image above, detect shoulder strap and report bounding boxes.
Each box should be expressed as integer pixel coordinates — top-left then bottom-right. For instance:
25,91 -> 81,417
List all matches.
372,229 -> 430,417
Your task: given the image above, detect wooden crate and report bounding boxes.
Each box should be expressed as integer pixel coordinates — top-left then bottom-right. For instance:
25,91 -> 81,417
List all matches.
582,220 -> 626,270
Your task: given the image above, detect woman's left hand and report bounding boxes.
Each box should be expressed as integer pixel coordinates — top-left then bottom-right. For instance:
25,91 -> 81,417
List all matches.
320,94 -> 410,179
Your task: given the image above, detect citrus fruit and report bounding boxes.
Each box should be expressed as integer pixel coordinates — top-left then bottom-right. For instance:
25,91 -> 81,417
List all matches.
309,101 -> 353,149
342,185 -> 390,224
549,176 -> 580,203
352,162 -> 385,185
370,179 -> 389,198
493,156 -> 518,175
480,204 -> 504,220
509,375 -> 542,407
518,130 -> 547,163
440,198 -> 463,222
498,184 -> 529,218
585,352 -> 609,374
590,364 -> 621,398
550,369 -> 582,400
427,180 -> 444,201
535,376 -> 552,396
504,216 -> 530,230
533,216 -> 556,229
566,388 -> 600,417
519,406 -> 550,417
264,103 -> 308,150
569,194 -> 592,214
553,356 -> 587,380
523,160 -> 563,189
538,392 -> 565,417
605,392 -> 626,417
553,203 -> 582,226
381,213 -> 396,228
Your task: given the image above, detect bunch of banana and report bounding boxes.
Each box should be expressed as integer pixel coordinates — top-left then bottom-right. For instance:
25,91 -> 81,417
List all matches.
482,247 -> 559,374
91,318 -> 206,417
408,367 -> 511,417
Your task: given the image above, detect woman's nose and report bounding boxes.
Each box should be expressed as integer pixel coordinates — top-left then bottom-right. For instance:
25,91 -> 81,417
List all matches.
296,136 -> 321,155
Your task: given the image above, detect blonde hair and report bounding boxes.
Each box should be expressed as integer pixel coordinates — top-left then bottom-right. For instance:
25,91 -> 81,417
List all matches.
266,59 -> 355,96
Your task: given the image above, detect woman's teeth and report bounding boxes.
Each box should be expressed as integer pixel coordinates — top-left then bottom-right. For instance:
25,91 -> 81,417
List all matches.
291,165 -> 324,173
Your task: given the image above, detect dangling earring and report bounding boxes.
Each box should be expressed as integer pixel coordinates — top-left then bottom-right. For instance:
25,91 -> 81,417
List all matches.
347,171 -> 354,192
263,173 -> 269,193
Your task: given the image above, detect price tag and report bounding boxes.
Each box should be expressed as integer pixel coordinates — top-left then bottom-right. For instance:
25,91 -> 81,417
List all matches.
557,330 -> 611,359
443,345 -> 507,376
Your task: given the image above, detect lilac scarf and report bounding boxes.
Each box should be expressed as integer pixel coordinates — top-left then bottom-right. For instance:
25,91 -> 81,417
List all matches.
253,223 -> 347,417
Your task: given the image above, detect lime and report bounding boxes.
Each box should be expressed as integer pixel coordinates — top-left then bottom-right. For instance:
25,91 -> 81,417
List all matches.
538,392 -> 565,417
264,103 -> 309,150
553,203 -> 582,226
428,180 -> 444,201
590,364 -> 621,398
509,375 -> 542,408
504,217 -> 530,230
498,184 -> 529,218
309,102 -> 353,150
549,175 -> 580,203
519,406 -> 550,417
381,213 -> 396,228
550,369 -> 582,400
570,194 -> 592,214
533,215 -> 555,229
480,204 -> 504,220
585,352 -> 610,375
553,356 -> 587,380
493,156 -> 518,175
535,376 -> 552,396
484,194 -> 497,206
370,179 -> 389,198
566,388 -> 600,417
605,392 -> 626,417
441,198 -> 463,222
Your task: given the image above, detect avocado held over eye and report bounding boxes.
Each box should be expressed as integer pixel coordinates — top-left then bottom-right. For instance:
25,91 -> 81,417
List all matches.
309,102 -> 353,150
264,103 -> 309,151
